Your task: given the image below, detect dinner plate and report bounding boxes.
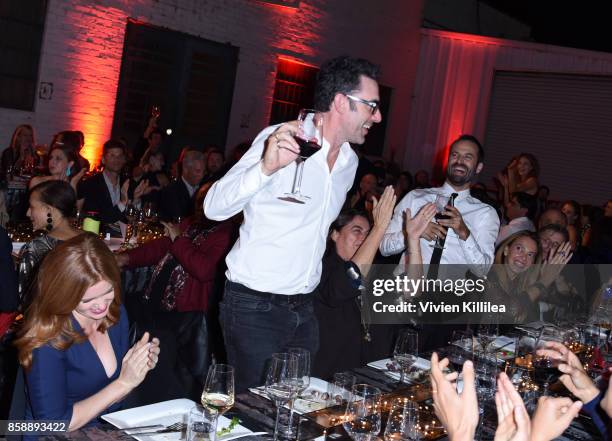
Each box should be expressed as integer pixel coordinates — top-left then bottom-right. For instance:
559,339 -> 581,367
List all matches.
367,357 -> 431,382
249,377 -> 334,414
101,398 -> 252,441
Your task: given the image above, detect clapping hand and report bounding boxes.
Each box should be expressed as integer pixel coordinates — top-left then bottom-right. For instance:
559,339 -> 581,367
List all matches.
430,352 -> 479,441
530,396 -> 582,441
536,341 -> 599,403
494,373 -> 530,441
117,332 -> 160,390
161,221 -> 181,242
404,203 -> 436,241
539,242 -> 572,286
371,186 -> 396,229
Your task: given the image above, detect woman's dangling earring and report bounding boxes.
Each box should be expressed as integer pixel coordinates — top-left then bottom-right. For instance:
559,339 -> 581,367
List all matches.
46,212 -> 53,232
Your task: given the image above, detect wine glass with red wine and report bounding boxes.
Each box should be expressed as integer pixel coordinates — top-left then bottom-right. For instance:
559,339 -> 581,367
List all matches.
278,109 -> 323,204
430,194 -> 451,249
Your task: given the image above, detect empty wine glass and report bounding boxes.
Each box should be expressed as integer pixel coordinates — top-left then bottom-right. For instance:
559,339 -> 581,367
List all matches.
384,398 -> 419,441
284,348 -> 310,437
430,195 -> 451,249
201,364 -> 235,415
326,372 -> 356,407
278,109 -> 323,204
342,384 -> 382,441
265,353 -> 299,441
477,322 -> 498,357
393,329 -> 418,384
449,329 -> 475,366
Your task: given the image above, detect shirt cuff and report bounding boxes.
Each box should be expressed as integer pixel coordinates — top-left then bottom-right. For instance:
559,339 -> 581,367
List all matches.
582,391 -> 603,413
241,160 -> 274,192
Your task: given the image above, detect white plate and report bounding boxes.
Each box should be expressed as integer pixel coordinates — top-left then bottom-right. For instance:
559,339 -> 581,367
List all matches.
101,398 -> 252,441
367,357 -> 431,381
104,237 -> 124,252
249,377 -> 332,414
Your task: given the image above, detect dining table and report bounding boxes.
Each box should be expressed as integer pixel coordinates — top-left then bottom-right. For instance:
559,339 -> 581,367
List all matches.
38,339 -> 605,441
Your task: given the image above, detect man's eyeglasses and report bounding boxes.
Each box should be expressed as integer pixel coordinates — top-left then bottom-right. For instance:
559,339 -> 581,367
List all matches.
344,94 -> 380,115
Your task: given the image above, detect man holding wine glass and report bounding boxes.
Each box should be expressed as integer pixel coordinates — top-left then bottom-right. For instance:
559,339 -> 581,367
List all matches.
380,135 -> 500,350
204,56 -> 382,392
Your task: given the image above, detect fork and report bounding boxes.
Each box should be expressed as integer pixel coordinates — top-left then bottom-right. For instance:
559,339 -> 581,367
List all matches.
126,422 -> 186,435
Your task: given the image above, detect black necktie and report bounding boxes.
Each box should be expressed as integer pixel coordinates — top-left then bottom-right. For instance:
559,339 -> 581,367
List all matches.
427,193 -> 458,279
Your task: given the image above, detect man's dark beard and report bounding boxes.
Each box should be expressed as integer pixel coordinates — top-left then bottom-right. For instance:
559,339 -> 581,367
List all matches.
446,164 -> 476,186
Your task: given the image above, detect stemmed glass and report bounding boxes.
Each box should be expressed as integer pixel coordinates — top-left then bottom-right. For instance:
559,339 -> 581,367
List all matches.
123,204 -> 138,245
342,384 -> 382,441
477,322 -> 498,357
278,109 -> 323,204
384,398 -> 420,441
283,348 -> 310,437
201,364 -> 235,415
449,329 -> 475,366
393,329 -> 418,384
430,195 -> 451,249
265,353 -> 299,441
533,326 -> 564,395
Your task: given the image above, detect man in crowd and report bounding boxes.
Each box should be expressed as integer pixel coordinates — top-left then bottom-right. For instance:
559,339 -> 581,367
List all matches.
538,207 -> 568,229
202,147 -> 226,184
204,56 -> 382,391
380,135 -> 500,349
78,140 -> 148,230
496,191 -> 537,246
159,148 -> 205,222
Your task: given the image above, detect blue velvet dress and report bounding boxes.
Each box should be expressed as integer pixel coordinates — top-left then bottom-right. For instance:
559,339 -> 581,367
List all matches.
25,305 -> 129,430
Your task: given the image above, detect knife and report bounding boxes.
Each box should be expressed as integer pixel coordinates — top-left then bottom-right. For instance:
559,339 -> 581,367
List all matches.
121,424 -> 164,432
127,427 -> 183,436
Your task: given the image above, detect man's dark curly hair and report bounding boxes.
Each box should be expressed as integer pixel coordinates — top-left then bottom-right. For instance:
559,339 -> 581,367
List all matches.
313,56 -> 380,112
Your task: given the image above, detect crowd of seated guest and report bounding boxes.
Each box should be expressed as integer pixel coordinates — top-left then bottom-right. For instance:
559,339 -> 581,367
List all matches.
0,118 -> 610,440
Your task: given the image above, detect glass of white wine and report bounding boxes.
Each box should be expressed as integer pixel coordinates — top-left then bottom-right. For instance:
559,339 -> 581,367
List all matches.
201,364 -> 235,415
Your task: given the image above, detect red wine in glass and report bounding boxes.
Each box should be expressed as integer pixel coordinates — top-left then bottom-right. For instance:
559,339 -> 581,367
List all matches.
435,213 -> 451,221
294,137 -> 321,160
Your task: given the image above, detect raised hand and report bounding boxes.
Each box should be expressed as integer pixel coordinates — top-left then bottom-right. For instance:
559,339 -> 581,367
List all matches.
536,341 -> 599,403
160,221 -> 181,242
405,203 -> 436,241
530,396 -> 582,441
430,352 -> 479,441
437,206 -> 470,241
371,186 -> 396,229
261,122 -> 300,176
494,373 -> 530,441
117,332 -> 160,390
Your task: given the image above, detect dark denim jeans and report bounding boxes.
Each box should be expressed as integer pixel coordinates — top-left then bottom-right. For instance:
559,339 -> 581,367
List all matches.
220,281 -> 319,393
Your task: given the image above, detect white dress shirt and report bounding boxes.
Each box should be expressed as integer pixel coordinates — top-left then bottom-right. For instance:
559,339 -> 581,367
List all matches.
204,124 -> 358,295
380,182 -> 500,277
181,176 -> 198,198
496,216 -> 535,247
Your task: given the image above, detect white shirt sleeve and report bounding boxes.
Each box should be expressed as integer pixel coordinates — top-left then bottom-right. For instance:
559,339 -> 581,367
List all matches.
380,192 -> 414,256
458,205 -> 500,276
203,128 -> 276,221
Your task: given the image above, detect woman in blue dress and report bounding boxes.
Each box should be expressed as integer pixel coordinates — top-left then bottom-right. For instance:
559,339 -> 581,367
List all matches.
15,233 -> 160,432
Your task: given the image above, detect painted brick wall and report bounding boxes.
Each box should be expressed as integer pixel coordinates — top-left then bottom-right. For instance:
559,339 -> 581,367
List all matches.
0,0 -> 423,166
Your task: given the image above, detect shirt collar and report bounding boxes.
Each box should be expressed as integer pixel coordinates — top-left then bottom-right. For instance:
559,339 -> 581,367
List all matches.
439,181 -> 471,201
181,176 -> 198,196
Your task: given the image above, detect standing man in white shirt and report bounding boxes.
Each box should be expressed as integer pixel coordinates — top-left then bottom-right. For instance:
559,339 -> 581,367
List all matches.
204,56 -> 382,391
380,135 -> 500,349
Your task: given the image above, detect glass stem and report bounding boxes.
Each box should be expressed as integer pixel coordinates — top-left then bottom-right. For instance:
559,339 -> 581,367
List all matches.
399,369 -> 405,385
273,405 -> 282,441
292,159 -> 304,194
286,399 -> 296,435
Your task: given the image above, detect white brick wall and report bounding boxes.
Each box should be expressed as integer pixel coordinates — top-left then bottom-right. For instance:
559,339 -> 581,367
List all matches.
0,0 -> 423,166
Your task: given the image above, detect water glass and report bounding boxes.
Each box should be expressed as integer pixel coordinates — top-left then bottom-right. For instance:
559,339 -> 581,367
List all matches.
187,405 -> 218,441
384,398 -> 419,441
342,384 -> 382,441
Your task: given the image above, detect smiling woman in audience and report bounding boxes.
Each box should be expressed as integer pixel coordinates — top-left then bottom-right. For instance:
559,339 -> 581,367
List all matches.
15,234 -> 159,434
29,133 -> 85,191
18,181 -> 82,307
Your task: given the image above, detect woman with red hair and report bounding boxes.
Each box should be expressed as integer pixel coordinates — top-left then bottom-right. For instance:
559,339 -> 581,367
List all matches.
15,234 -> 160,434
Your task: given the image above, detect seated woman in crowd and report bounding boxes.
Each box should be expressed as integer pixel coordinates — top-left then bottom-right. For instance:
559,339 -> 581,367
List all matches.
115,183 -> 235,400
561,199 -> 582,250
345,173 -> 378,211
488,230 -> 573,325
314,187 -> 436,378
29,135 -> 85,191
497,153 -> 539,209
15,234 -> 160,433
536,224 -> 586,319
1,124 -> 35,182
133,150 -> 169,208
18,181 -> 82,306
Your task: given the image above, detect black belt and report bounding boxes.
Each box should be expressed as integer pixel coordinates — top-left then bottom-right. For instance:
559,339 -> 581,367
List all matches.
226,281 -> 312,306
